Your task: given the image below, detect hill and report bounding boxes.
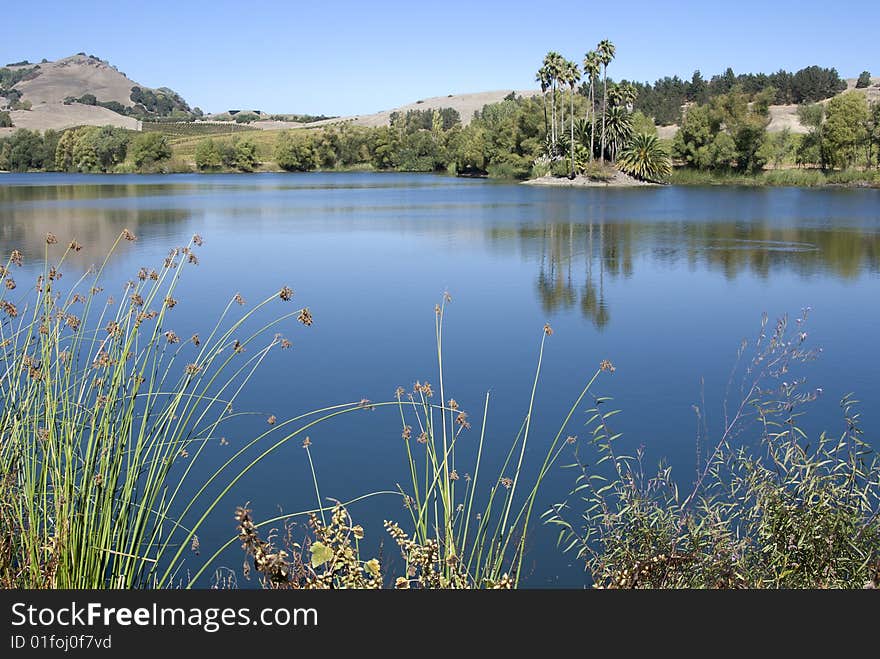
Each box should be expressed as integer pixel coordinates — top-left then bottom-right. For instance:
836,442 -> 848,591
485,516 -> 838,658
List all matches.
257,89 -> 541,130
0,54 -> 191,135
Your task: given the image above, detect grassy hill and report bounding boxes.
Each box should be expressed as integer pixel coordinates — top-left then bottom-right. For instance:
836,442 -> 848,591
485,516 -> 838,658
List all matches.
0,54 -> 191,135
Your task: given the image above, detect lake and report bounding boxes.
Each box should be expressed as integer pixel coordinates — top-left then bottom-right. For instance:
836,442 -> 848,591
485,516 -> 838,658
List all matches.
2,172 -> 879,587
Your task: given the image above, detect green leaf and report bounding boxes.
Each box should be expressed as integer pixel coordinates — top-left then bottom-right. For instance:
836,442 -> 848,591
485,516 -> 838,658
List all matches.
310,541 -> 332,568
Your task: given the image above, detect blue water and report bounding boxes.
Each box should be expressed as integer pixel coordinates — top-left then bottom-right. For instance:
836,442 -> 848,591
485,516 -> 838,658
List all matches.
2,172 -> 879,586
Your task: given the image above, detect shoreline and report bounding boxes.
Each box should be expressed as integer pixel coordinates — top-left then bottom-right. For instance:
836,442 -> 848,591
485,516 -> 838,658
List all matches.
522,172 -> 659,188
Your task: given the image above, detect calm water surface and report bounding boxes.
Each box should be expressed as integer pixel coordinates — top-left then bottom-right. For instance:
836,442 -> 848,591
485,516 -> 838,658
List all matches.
2,172 -> 879,586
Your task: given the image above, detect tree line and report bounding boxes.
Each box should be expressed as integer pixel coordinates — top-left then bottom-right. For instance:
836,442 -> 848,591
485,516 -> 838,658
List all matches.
0,127 -> 174,172
631,65 -> 852,126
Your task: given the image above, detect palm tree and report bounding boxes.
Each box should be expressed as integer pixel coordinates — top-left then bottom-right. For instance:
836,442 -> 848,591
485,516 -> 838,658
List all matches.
563,60 -> 581,177
597,39 -> 616,164
536,65 -> 550,148
617,133 -> 671,182
603,105 -> 633,163
542,52 -> 563,154
582,51 -> 601,162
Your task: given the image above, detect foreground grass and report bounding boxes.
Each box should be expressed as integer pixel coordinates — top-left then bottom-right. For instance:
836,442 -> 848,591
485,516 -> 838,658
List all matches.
2,237 -> 878,589
669,167 -> 880,187
0,236 -> 589,589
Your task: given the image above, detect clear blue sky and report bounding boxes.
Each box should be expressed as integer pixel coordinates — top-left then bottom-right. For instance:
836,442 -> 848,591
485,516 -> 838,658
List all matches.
3,1 -> 877,115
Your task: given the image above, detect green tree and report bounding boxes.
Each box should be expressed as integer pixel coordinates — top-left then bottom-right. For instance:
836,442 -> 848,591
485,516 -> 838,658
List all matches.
796,104 -> 826,168
562,59 -> 581,177
0,129 -> 47,171
275,131 -> 318,171
232,139 -> 259,171
597,39 -> 616,164
855,71 -> 871,89
617,133 -> 671,181
823,91 -> 869,168
194,138 -> 223,170
630,110 -> 657,136
0,111 -> 11,128
536,64 -> 550,144
582,50 -> 601,162
130,132 -> 171,169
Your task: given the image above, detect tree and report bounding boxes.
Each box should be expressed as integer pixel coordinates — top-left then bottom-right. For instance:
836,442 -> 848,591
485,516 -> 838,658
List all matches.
194,138 -> 223,170
856,71 -> 872,89
0,110 -> 11,128
232,139 -> 258,171
562,59 -> 581,177
823,91 -> 869,169
275,131 -> 318,171
0,129 -> 47,171
687,70 -> 708,104
617,133 -> 671,181
796,103 -> 826,168
597,39 -> 616,164
582,51 -> 601,162
603,105 -> 633,163
536,64 -> 550,144
542,52 -> 564,154
130,132 -> 171,168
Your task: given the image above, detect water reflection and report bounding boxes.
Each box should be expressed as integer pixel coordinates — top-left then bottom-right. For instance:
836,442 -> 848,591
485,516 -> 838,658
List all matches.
0,182 -> 194,266
489,219 -> 880,328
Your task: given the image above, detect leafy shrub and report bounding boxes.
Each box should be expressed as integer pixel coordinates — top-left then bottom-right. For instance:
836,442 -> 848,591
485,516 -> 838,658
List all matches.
130,132 -> 171,168
548,312 -> 880,588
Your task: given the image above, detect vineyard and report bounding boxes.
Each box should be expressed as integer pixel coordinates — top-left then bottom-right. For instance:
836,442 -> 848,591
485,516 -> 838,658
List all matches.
141,122 -> 258,137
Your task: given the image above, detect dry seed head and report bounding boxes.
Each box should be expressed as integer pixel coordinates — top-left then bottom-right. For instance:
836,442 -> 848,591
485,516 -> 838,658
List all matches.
68,240 -> 82,252
448,399 -> 459,410
234,293 -> 245,306
402,425 -> 412,441
187,252 -> 199,265
121,229 -> 137,241
566,435 -> 578,445
130,293 -> 144,307
298,308 -> 313,326
279,286 -> 294,302
191,333 -> 200,347
192,234 -> 204,247
280,338 -> 292,349
4,278 -> 15,290
1,301 -> 18,318
164,297 -> 177,309
185,363 -> 201,375
600,359 -> 616,373
302,436 -> 312,448
164,330 -> 180,344
233,339 -> 244,353
11,250 -> 23,266
544,322 -> 553,336
267,415 -> 276,425
46,233 -> 58,245
417,431 -> 429,444
395,386 -> 405,399
500,477 -> 513,489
